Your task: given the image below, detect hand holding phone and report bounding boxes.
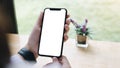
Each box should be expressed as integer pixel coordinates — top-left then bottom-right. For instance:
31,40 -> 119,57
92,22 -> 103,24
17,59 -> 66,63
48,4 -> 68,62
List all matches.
38,8 -> 67,57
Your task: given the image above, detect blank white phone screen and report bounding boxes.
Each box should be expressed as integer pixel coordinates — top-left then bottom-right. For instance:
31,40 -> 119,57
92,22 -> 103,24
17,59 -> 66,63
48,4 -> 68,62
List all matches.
39,9 -> 66,56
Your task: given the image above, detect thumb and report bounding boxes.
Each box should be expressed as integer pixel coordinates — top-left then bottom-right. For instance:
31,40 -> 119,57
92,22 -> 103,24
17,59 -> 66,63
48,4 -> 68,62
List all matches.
52,57 -> 59,62
60,56 -> 70,65
37,12 -> 43,27
59,56 -> 71,68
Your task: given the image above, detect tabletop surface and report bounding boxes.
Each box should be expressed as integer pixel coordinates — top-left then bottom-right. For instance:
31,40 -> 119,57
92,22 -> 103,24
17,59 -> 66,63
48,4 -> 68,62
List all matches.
8,34 -> 120,68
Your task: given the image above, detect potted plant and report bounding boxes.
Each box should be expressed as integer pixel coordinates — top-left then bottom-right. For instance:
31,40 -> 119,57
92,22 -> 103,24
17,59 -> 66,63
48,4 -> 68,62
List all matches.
70,19 -> 91,45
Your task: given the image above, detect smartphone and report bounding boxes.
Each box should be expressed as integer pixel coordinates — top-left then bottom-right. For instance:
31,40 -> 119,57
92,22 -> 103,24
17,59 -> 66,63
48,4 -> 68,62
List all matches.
38,8 -> 67,57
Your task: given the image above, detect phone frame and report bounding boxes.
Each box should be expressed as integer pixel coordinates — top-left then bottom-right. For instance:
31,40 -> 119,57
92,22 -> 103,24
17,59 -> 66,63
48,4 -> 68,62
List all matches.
38,8 -> 67,57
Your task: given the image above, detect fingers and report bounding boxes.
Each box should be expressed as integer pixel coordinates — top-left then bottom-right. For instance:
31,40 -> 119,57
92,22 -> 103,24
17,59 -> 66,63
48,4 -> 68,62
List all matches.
64,33 -> 68,42
64,18 -> 70,42
67,14 -> 70,18
65,24 -> 70,33
66,18 -> 70,25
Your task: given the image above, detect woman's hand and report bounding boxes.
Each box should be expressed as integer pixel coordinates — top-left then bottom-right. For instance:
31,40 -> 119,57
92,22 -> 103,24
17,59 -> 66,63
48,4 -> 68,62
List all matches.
25,12 -> 70,59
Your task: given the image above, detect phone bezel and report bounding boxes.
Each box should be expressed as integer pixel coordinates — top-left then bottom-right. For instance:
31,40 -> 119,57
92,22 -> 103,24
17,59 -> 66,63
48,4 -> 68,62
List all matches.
38,8 -> 67,57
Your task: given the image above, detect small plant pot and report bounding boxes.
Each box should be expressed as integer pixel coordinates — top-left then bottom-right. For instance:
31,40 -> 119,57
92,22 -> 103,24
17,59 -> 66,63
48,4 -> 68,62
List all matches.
77,35 -> 87,44
76,34 -> 88,48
